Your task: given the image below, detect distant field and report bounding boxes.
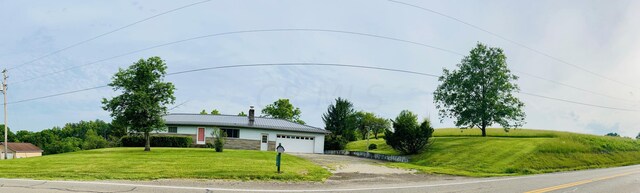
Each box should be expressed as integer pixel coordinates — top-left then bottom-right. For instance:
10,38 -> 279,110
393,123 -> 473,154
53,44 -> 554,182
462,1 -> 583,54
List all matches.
0,148 -> 330,181
347,128 -> 640,176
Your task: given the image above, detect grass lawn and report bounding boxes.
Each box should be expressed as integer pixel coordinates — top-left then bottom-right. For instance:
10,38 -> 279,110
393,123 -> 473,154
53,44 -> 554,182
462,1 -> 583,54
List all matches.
347,128 -> 640,177
345,138 -> 400,155
0,148 -> 330,181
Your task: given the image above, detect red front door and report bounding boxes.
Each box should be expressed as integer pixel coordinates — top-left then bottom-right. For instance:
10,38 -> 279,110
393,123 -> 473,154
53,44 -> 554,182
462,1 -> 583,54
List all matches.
198,128 -> 205,142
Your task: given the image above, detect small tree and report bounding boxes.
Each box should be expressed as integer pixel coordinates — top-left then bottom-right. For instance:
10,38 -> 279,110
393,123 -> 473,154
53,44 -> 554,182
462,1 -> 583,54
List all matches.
262,99 -> 305,124
434,43 -> 525,137
384,110 -> 434,155
211,128 -> 226,152
605,133 -> 620,137
238,111 -> 247,116
199,110 -> 207,114
371,117 -> 390,139
210,109 -> 220,115
323,98 -> 358,150
102,56 -> 176,151
82,129 -> 109,150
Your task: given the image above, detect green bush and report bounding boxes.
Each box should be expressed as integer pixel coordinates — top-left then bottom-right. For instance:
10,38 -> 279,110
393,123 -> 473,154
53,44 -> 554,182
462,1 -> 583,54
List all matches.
212,128 -> 226,152
384,110 -> 435,155
324,135 -> 348,150
44,137 -> 83,155
82,129 -> 109,150
205,142 -> 214,149
121,136 -> 192,147
368,144 -> 377,150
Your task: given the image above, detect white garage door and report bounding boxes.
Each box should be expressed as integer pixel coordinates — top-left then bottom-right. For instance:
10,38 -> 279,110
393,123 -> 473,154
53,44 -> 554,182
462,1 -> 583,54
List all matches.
276,134 -> 315,153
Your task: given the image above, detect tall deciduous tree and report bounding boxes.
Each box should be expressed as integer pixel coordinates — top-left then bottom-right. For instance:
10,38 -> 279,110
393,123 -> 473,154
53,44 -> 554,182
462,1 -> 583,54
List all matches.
238,111 -> 247,116
262,99 -> 305,124
323,98 -> 357,149
434,43 -> 525,137
210,109 -> 220,115
102,57 -> 175,151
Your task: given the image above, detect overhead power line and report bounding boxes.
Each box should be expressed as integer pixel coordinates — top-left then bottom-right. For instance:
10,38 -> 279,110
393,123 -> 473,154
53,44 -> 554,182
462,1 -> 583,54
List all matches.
12,28 -> 460,85
387,0 -> 639,90
519,92 -> 638,112
7,62 -> 639,113
513,70 -> 638,104
7,0 -> 211,71
14,28 -> 637,105
165,62 -> 440,77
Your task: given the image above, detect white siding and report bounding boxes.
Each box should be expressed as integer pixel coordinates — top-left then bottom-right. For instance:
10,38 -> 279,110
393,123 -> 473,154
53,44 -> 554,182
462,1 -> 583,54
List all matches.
163,125 -> 326,153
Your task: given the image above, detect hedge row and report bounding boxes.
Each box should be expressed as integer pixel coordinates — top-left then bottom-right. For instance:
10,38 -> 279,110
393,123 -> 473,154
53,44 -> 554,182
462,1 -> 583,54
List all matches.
121,136 -> 193,147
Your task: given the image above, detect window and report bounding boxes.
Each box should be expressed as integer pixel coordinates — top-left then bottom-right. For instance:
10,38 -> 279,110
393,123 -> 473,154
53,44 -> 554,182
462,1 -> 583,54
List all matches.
168,127 -> 178,133
221,128 -> 240,138
276,135 -> 315,140
262,135 -> 268,143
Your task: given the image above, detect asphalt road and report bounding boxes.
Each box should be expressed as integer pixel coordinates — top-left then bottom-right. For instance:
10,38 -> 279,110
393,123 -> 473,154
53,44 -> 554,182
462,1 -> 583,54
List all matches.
1,164 -> 639,193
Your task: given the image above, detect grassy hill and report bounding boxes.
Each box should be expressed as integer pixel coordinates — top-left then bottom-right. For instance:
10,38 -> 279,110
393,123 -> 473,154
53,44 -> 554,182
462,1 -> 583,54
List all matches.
0,148 -> 330,181
347,128 -> 640,176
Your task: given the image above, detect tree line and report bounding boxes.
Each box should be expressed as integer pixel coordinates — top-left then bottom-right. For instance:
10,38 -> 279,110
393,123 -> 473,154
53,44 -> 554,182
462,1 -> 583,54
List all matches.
0,120 -> 125,155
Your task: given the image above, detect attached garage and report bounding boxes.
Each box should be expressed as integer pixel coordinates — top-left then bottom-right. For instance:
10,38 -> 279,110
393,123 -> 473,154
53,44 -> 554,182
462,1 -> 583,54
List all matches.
276,135 -> 316,153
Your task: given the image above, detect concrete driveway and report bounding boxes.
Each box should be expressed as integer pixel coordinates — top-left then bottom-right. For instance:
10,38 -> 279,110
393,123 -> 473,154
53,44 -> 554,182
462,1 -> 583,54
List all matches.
291,153 -> 462,184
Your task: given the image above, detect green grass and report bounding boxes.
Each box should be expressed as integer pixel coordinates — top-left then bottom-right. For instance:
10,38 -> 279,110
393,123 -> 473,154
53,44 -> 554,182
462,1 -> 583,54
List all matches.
0,148 -> 330,181
345,138 -> 400,155
348,128 -> 640,177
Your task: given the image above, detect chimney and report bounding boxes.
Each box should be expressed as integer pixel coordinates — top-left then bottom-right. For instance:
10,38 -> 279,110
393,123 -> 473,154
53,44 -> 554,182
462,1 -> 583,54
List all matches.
248,106 -> 255,123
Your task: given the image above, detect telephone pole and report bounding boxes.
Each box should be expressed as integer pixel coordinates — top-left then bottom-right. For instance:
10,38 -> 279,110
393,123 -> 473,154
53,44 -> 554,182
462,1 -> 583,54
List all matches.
2,69 -> 6,160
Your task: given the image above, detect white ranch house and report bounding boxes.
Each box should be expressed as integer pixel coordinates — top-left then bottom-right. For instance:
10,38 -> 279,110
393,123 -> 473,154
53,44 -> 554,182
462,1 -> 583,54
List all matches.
160,108 -> 329,153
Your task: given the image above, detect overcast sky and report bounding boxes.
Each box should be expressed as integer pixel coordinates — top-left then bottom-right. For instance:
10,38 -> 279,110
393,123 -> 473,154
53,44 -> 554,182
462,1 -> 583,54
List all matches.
1,0 -> 640,137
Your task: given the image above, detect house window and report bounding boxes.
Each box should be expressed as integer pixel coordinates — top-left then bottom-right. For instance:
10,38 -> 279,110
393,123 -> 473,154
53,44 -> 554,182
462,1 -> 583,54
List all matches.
262,135 -> 268,143
221,128 -> 240,138
168,127 -> 178,133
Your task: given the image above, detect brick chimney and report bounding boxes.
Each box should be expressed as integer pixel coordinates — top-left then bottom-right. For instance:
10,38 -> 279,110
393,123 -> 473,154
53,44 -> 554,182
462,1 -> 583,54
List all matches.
248,106 -> 255,123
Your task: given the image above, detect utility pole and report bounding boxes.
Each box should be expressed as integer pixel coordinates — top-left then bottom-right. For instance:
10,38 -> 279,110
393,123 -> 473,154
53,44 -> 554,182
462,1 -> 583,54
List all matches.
2,69 -> 6,160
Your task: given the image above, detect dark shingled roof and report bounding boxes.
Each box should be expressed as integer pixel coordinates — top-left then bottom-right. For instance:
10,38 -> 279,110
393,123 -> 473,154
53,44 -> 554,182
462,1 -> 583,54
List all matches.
163,113 -> 330,134
1,142 -> 43,152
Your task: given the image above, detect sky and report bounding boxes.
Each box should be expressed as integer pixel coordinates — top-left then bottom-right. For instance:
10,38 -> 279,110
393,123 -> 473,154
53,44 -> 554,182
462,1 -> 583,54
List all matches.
1,0 -> 640,137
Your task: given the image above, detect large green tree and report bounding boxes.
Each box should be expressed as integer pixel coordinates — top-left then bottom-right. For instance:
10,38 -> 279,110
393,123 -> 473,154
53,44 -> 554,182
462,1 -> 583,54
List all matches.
262,99 -> 305,124
102,56 -> 176,151
434,43 -> 525,137
322,98 -> 358,149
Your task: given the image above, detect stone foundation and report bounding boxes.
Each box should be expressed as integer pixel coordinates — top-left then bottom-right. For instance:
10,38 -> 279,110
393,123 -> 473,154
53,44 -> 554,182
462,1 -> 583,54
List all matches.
154,133 -> 275,151
268,141 -> 276,151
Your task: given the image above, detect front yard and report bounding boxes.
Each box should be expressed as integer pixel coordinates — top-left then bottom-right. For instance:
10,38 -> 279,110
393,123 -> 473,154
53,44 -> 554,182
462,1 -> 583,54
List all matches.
0,148 -> 330,181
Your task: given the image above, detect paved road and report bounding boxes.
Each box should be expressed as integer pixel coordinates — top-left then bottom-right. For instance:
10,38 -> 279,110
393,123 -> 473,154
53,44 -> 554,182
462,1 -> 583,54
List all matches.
1,164 -> 639,193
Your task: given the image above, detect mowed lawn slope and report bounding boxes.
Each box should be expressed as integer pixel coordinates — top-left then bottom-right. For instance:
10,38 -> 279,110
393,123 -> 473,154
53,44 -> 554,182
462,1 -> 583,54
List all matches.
0,148 -> 330,181
347,128 -> 640,176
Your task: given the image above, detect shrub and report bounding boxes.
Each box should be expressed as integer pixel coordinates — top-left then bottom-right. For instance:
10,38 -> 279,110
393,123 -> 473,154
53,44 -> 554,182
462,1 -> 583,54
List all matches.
82,129 -> 109,150
384,110 -> 435,155
205,142 -> 214,149
121,136 -> 192,147
44,137 -> 83,155
368,144 -> 377,150
324,135 -> 348,150
212,128 -> 226,152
